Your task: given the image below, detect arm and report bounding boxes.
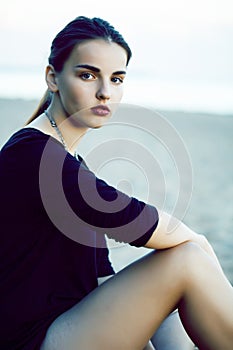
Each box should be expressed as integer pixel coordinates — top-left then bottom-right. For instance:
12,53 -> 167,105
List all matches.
145,210 -> 224,272
145,210 -> 201,249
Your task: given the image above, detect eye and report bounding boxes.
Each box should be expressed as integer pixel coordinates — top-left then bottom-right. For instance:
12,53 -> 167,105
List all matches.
80,72 -> 96,80
111,76 -> 124,84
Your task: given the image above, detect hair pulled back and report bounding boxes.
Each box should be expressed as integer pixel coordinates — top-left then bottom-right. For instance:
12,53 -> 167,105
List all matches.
27,16 -> 132,123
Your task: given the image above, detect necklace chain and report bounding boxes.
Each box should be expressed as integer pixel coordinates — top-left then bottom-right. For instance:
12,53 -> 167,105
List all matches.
44,110 -> 68,152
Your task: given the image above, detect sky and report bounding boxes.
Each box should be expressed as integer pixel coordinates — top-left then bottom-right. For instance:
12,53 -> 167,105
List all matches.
0,0 -> 233,113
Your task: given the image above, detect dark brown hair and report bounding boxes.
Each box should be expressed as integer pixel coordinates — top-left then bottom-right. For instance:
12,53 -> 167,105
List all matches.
26,16 -> 132,124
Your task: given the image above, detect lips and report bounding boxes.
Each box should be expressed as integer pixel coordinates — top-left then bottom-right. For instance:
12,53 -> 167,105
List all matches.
91,105 -> 110,116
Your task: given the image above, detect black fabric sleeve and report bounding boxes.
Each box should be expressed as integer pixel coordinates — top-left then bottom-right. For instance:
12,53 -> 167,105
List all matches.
39,140 -> 159,248
65,156 -> 158,247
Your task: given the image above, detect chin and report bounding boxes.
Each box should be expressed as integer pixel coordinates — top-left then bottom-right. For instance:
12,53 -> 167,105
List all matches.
92,117 -> 111,129
91,123 -> 105,129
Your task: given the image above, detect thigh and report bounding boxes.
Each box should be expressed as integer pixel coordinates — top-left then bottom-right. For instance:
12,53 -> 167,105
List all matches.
151,310 -> 194,350
40,247 -> 188,350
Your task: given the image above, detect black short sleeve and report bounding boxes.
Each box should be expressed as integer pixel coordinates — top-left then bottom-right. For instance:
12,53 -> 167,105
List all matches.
60,153 -> 159,247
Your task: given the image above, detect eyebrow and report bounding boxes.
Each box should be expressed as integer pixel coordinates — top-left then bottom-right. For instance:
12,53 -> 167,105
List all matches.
75,64 -> 126,75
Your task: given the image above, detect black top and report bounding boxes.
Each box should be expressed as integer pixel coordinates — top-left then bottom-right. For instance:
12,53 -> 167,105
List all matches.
0,128 -> 159,349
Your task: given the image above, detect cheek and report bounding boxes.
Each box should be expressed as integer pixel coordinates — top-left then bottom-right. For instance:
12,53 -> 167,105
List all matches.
63,82 -> 84,105
113,87 -> 124,101
58,75 -> 79,96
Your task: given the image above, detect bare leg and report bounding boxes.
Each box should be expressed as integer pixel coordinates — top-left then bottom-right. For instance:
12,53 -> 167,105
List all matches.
109,244 -> 194,349
40,242 -> 233,350
151,309 -> 194,349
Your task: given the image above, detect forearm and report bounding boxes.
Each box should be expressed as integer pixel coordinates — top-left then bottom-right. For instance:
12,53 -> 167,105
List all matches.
145,210 -> 224,272
145,210 -> 200,249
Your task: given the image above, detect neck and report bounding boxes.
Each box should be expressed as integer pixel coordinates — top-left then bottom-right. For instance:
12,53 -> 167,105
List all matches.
26,105 -> 88,156
46,107 -> 88,156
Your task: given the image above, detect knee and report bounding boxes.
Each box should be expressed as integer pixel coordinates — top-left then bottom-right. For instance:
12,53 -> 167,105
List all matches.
176,240 -> 205,255
143,241 -> 209,286
173,241 -> 207,262
154,241 -> 207,274
171,241 -> 210,279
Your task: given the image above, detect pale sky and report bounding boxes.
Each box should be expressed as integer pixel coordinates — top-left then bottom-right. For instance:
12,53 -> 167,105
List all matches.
1,0 -> 233,112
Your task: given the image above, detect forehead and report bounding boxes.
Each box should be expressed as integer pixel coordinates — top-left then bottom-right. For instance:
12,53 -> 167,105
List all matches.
68,39 -> 128,70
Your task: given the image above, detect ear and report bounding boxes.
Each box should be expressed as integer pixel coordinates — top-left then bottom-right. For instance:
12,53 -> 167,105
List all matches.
45,65 -> 59,92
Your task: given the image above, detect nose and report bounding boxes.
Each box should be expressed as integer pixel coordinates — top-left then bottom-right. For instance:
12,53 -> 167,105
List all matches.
96,81 -> 111,101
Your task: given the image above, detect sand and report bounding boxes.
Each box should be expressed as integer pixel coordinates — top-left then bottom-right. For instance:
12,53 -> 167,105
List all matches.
1,98 -> 232,284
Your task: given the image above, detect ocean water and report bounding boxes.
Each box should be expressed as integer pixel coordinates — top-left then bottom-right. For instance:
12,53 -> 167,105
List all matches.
0,69 -> 46,101
1,68 -> 233,114
123,77 -> 233,115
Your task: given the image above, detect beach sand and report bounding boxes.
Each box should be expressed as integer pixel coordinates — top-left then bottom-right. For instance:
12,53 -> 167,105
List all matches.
1,98 -> 232,284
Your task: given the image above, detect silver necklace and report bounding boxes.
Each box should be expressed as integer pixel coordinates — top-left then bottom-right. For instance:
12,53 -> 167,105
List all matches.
44,109 -> 68,152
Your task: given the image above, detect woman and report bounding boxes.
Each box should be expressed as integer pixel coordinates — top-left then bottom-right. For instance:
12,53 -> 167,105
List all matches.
0,16 -> 232,350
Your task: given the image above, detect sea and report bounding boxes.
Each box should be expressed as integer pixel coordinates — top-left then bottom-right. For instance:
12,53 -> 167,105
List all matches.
0,67 -> 233,114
